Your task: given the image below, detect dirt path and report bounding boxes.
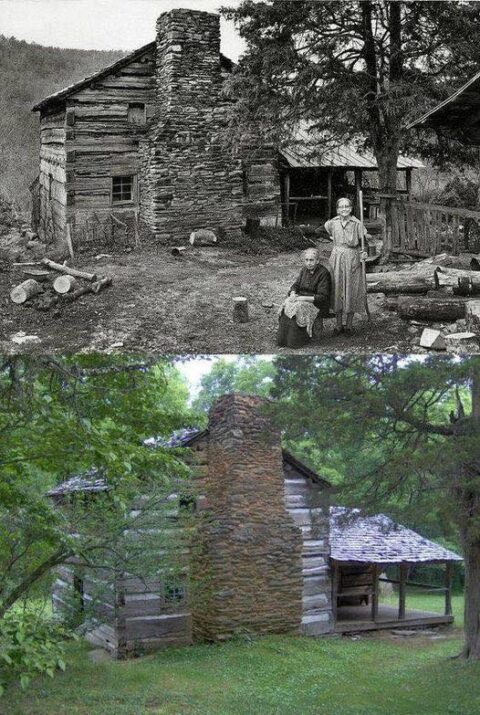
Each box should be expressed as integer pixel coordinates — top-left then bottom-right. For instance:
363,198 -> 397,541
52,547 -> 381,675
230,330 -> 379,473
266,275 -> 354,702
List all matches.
0,247 -> 416,354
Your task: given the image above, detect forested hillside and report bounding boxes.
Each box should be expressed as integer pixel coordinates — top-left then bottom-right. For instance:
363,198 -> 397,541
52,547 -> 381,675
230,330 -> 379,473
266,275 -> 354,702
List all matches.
0,36 -> 127,211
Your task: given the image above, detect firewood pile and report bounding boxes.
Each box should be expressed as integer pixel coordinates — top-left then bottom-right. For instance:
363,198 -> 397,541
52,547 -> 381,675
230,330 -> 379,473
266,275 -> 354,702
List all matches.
369,253 -> 480,352
9,258 -> 113,312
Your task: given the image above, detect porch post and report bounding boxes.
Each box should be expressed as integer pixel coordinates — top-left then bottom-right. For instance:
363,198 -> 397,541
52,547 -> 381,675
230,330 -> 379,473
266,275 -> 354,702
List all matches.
445,561 -> 453,616
354,169 -> 362,216
398,563 -> 408,620
327,169 -> 333,219
405,168 -> 412,197
331,560 -> 339,622
371,564 -> 379,621
283,172 -> 291,226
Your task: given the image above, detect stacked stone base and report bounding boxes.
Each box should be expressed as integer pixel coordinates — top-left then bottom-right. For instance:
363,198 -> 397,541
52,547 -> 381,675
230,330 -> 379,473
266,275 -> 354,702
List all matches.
192,520 -> 303,641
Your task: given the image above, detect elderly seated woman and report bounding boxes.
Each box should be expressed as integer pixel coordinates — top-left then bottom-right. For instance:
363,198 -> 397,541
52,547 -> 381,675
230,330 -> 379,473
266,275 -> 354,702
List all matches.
277,248 -> 333,348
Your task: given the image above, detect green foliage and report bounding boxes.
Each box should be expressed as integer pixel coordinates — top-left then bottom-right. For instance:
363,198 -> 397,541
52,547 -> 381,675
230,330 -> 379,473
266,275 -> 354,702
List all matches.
192,357 -> 275,414
0,36 -> 125,208
0,607 -> 73,696
0,356 -> 193,620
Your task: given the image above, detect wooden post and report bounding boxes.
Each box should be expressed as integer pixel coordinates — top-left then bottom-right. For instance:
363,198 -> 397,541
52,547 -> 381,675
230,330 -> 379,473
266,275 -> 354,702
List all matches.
283,172 -> 291,226
398,563 -> 408,620
405,168 -> 412,198
355,169 -> 362,216
331,561 -> 339,622
445,562 -> 453,616
327,169 -> 333,219
371,564 -> 379,621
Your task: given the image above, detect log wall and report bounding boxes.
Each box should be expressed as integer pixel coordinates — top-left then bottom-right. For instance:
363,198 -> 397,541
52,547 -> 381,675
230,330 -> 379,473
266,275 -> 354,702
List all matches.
38,110 -> 67,244
283,461 -> 333,635
65,46 -> 156,248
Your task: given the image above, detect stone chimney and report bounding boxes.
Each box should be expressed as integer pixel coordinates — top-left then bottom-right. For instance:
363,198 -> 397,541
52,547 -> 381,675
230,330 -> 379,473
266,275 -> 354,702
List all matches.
191,394 -> 303,641
140,9 -> 245,241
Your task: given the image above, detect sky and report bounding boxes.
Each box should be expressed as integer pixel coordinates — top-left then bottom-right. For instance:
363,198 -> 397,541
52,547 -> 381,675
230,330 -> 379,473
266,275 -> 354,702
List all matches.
0,0 -> 246,60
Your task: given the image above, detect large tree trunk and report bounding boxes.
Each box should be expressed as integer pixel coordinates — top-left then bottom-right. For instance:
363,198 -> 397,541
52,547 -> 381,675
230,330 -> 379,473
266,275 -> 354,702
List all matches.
460,530 -> 480,659
459,362 -> 480,660
376,144 -> 400,259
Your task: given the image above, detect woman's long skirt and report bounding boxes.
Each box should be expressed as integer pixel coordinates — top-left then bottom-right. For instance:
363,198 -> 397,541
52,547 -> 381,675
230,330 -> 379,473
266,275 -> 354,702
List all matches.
277,312 -> 311,348
329,245 -> 365,314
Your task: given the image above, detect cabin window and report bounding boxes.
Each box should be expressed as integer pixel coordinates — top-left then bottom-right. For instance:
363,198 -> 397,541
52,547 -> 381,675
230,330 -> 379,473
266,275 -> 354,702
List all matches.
128,103 -> 146,125
111,175 -> 134,204
164,580 -> 186,604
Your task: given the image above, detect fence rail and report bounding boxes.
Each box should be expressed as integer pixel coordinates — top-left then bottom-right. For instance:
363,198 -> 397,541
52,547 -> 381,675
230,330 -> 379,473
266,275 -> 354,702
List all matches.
391,200 -> 480,256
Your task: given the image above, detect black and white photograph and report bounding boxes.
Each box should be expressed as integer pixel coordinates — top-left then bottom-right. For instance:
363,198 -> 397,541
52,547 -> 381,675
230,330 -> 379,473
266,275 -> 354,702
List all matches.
1,1 -> 480,714
1,0 -> 480,353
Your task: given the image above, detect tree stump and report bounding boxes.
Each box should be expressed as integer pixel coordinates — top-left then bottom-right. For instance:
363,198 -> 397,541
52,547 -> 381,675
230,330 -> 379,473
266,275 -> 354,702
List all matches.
53,275 -> 78,294
10,279 -> 42,304
233,296 -> 249,323
466,300 -> 480,335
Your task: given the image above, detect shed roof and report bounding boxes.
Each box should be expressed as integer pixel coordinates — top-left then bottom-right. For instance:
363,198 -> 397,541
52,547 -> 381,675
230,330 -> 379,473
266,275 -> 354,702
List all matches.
330,507 -> 462,564
281,126 -> 424,170
407,70 -> 480,130
32,43 -> 234,113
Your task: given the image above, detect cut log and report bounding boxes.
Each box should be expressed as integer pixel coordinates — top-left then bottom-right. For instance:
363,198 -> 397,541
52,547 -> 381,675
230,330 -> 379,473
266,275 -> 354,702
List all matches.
41,257 -> 97,282
232,296 -> 249,323
397,296 -> 469,322
417,252 -> 480,271
10,278 -> 42,304
53,275 -> 78,294
367,278 -> 434,294
419,329 -> 446,351
63,276 -> 112,302
466,300 -> 480,334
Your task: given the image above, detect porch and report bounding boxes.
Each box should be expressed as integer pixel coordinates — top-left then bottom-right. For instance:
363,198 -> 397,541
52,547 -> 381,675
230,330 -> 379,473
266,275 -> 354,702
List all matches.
329,507 -> 462,634
335,603 -> 453,634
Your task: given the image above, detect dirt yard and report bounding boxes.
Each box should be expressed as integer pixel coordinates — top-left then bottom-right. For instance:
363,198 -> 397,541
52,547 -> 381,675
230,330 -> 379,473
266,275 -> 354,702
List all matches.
0,246 -> 417,354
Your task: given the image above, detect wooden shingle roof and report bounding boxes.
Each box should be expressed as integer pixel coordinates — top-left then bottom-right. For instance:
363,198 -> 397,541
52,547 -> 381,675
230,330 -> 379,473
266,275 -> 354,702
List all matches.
281,125 -> 424,169
330,507 -> 462,564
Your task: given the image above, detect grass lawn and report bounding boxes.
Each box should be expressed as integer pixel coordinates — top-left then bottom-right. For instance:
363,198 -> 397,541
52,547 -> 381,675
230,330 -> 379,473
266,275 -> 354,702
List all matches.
3,595 -> 479,715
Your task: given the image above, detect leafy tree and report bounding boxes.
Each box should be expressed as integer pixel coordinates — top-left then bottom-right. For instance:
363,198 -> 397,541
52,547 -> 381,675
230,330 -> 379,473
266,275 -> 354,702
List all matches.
222,1 -> 480,253
0,356 -> 192,620
192,356 -> 274,414
270,354 -> 480,660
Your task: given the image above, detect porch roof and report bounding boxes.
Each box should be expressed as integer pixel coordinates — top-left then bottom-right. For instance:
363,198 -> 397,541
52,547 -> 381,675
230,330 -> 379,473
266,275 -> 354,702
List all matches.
330,507 -> 462,564
281,126 -> 424,170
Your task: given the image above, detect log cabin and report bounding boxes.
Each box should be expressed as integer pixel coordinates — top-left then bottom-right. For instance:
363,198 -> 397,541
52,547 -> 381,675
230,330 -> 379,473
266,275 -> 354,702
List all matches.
32,8 -> 424,251
32,9 -> 280,250
48,393 -> 462,658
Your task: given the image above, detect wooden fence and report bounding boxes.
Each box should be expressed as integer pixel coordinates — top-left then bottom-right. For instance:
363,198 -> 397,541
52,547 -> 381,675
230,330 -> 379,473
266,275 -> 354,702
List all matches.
391,200 -> 480,256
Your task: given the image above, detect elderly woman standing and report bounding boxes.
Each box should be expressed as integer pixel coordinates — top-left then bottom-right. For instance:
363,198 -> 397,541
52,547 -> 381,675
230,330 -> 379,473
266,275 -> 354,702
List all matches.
277,248 -> 332,348
325,198 -> 369,335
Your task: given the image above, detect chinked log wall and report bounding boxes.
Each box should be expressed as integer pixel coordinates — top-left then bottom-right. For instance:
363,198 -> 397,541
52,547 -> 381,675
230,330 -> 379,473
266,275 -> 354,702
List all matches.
64,46 -> 156,247
38,110 -> 67,244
